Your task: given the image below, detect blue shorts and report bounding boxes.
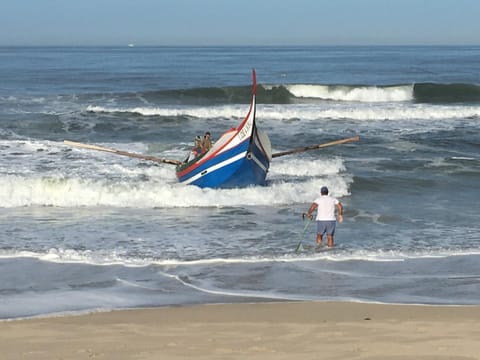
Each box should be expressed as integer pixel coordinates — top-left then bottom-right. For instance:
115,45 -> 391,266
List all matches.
317,220 -> 336,235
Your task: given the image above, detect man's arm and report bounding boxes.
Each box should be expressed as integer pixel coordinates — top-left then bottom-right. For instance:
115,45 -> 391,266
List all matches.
336,202 -> 343,223
305,203 -> 318,220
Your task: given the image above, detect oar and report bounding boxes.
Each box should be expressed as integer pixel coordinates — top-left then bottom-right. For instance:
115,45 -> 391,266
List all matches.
295,214 -> 313,253
63,140 -> 182,166
272,136 -> 360,158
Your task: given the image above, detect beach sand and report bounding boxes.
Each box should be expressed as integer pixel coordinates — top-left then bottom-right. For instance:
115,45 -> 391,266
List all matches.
1,302 -> 479,359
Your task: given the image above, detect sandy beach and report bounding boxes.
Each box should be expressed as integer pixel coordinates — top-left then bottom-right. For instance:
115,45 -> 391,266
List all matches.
1,301 -> 479,360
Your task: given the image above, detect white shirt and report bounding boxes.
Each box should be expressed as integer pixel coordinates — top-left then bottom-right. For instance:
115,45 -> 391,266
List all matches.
314,195 -> 339,221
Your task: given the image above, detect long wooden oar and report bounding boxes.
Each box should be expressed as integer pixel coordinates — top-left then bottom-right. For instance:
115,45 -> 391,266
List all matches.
271,136 -> 360,158
63,140 -> 182,165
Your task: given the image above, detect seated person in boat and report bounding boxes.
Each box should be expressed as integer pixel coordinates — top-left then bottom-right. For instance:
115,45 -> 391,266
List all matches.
202,131 -> 212,152
187,135 -> 204,162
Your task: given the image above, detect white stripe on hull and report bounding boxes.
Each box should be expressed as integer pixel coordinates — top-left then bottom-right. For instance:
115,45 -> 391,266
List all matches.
250,152 -> 268,172
181,151 -> 247,185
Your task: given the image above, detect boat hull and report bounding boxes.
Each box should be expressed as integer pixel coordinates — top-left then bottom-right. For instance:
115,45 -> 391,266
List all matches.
176,130 -> 270,188
175,70 -> 271,189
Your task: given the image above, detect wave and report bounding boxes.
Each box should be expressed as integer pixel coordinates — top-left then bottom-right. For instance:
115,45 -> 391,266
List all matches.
2,247 -> 480,268
0,158 -> 350,208
86,104 -> 252,118
285,84 -> 414,102
127,82 -> 480,105
4,84 -> 480,120
140,84 -> 293,104
285,83 -> 480,103
87,103 -> 480,121
84,83 -> 480,122
414,83 -> 480,103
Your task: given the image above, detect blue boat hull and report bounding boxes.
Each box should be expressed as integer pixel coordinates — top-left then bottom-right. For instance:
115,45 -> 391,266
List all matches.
177,132 -> 270,188
175,70 -> 271,189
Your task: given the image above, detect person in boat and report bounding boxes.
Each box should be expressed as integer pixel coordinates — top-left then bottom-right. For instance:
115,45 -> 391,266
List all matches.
304,186 -> 343,248
202,131 -> 212,152
187,135 -> 204,162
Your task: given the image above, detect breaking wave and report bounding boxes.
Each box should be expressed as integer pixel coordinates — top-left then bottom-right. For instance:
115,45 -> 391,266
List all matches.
87,103 -> 480,121
284,84 -> 414,102
285,83 -> 480,103
0,158 -> 350,208
127,82 -> 480,104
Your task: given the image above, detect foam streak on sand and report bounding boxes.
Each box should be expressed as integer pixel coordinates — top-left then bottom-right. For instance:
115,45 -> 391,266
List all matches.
1,302 -> 479,360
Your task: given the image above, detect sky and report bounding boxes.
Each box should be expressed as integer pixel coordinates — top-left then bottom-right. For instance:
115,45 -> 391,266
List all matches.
1,0 -> 479,46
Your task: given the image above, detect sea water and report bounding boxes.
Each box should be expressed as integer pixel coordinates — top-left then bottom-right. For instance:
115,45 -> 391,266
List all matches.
0,46 -> 479,319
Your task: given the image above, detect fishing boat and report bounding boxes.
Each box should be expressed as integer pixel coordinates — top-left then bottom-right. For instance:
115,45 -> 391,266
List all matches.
63,70 -> 359,188
176,70 -> 272,188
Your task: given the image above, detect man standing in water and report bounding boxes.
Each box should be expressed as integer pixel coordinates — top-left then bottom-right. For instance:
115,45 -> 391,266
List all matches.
304,186 -> 343,248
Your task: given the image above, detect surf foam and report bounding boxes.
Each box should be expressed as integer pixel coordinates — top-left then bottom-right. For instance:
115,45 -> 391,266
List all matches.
286,84 -> 414,102
0,156 -> 350,208
86,103 -> 480,121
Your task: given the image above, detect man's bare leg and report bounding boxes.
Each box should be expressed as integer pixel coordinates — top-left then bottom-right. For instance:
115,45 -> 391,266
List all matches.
327,235 -> 334,248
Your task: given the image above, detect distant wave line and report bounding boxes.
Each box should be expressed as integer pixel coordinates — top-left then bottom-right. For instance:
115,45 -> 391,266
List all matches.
4,82 -> 480,108
86,103 -> 480,121
131,82 -> 480,104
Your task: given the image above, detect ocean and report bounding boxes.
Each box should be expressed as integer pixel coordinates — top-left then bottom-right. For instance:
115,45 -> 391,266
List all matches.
1,46 -> 479,319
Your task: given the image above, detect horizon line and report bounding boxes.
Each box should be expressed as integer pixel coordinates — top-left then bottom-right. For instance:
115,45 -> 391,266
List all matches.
1,43 -> 479,48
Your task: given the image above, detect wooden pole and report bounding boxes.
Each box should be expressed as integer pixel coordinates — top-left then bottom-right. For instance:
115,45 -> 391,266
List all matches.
271,136 -> 360,158
63,140 -> 182,166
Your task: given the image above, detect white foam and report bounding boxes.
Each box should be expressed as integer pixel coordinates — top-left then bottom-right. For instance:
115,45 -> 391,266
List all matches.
86,104 -> 250,118
270,157 -> 345,177
286,84 -> 414,102
0,172 -> 350,209
0,142 -> 350,208
2,247 -> 479,268
86,103 -> 480,122
451,156 -> 477,161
